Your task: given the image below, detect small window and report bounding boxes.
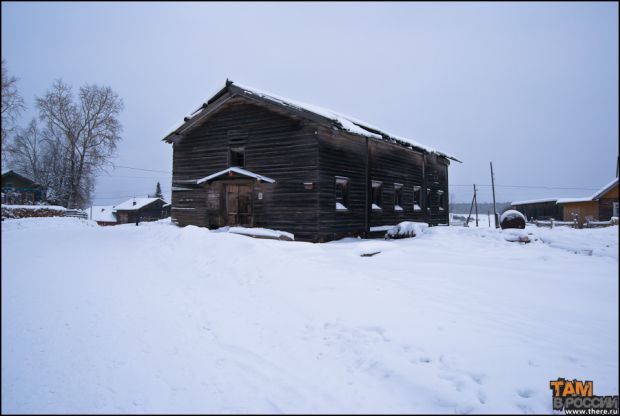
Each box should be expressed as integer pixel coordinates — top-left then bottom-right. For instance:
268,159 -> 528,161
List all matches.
413,186 -> 422,211
229,147 -> 245,167
438,190 -> 445,211
426,188 -> 432,211
394,183 -> 403,211
335,177 -> 349,210
613,202 -> 619,217
371,180 -> 382,210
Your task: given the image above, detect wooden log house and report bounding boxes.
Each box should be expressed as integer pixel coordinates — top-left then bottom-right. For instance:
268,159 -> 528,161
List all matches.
1,170 -> 47,205
163,81 -> 459,242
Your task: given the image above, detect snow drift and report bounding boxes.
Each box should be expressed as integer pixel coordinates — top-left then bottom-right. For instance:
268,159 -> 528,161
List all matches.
2,218 -> 618,413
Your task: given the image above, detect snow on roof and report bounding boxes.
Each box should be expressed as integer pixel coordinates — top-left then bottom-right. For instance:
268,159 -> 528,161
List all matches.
113,197 -> 166,211
165,80 -> 460,162
511,198 -> 559,206
512,178 -> 618,206
236,82 -> 458,161
196,167 -> 275,185
591,177 -> 618,200
555,197 -> 594,204
91,206 -> 117,223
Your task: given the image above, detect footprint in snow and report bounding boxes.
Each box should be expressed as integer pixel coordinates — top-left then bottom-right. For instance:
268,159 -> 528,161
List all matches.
516,388 -> 535,398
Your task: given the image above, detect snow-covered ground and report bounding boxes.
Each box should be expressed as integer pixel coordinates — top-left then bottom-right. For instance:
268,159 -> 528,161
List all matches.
2,217 -> 618,413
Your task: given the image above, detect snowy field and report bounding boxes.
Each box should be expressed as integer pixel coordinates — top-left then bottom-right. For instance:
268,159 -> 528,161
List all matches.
2,217 -> 618,414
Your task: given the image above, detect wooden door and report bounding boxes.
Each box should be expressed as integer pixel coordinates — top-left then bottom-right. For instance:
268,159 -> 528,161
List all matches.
226,184 -> 253,226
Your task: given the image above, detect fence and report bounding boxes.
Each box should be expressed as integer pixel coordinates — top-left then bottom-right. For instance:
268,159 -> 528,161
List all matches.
533,218 -> 618,229
64,209 -> 88,219
533,219 -> 577,228
584,218 -> 619,228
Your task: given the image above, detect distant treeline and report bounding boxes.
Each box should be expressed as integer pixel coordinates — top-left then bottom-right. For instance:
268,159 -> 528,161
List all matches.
449,201 -> 511,214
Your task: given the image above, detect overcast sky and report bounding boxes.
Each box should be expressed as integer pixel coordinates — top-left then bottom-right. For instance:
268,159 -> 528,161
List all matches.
2,2 -> 618,204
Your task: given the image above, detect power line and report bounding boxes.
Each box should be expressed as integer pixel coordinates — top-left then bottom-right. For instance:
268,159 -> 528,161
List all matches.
113,165 -> 172,174
449,184 -> 598,191
100,174 -> 171,179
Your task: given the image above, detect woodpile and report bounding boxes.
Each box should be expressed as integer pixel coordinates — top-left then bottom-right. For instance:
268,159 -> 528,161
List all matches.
1,206 -> 66,220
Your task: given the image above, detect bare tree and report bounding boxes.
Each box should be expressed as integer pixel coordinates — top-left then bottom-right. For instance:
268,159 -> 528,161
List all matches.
1,60 -> 26,164
6,119 -> 46,182
36,80 -> 123,208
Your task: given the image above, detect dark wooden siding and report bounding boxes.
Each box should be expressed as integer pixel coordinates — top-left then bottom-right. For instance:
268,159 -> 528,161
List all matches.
424,153 -> 450,225
367,139 -> 429,228
171,99 -> 319,241
598,198 -> 617,220
317,127 -> 366,240
317,127 -> 449,241
512,201 -> 560,220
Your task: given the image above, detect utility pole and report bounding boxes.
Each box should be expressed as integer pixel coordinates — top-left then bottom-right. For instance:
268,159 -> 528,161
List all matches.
490,161 -> 499,228
474,184 -> 479,227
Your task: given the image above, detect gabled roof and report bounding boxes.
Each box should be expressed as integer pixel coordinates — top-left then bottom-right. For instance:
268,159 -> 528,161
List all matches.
114,197 -> 167,211
163,80 -> 460,162
1,169 -> 43,187
591,177 -> 618,200
196,167 -> 275,185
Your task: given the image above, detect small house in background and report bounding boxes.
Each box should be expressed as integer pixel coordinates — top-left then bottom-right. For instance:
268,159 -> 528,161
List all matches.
91,206 -> 118,226
1,170 -> 47,205
163,80 -> 459,242
511,178 -> 619,225
558,178 -> 618,224
113,197 -> 170,224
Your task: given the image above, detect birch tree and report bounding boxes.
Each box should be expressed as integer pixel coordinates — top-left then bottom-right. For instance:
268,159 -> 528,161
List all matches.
36,80 -> 123,208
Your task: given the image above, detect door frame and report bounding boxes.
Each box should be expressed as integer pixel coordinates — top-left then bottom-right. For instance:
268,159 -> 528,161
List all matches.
224,180 -> 254,227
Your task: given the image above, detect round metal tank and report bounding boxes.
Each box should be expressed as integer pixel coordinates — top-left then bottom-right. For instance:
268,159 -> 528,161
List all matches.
500,209 -> 526,229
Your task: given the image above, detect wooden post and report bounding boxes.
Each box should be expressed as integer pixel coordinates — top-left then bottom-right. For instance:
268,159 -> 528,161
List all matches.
465,187 -> 475,227
364,136 -> 370,238
490,162 -> 499,228
474,184 -> 479,227
90,205 -> 93,220
488,210 -> 491,227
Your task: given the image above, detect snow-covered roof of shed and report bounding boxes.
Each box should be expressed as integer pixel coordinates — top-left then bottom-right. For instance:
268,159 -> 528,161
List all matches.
511,198 -> 559,206
164,80 -> 460,162
91,206 -> 117,223
555,197 -> 594,204
196,167 -> 275,185
511,178 -> 619,206
114,197 -> 166,211
591,177 -> 618,200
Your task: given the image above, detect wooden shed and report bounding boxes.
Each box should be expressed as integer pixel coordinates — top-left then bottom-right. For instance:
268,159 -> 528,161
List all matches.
113,197 -> 170,224
164,80 -> 459,242
511,178 -> 619,225
509,198 -> 562,221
